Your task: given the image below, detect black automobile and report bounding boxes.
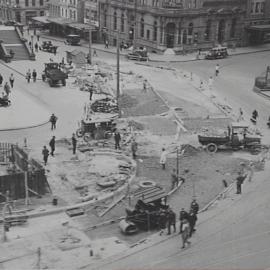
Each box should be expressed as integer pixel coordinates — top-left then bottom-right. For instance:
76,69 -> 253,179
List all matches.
127,49 -> 148,61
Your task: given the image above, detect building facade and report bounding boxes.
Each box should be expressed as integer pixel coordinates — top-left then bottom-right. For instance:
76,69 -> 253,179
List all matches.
99,0 -> 247,52
244,0 -> 270,44
0,0 -> 49,25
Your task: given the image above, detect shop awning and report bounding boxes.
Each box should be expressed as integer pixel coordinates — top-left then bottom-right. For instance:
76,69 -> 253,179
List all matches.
247,24 -> 270,32
31,16 -> 50,24
68,22 -> 98,31
47,17 -> 71,26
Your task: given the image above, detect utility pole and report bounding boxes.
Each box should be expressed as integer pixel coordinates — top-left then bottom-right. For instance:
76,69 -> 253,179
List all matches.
176,147 -> 179,179
116,30 -> 121,117
133,0 -> 137,49
88,5 -> 92,65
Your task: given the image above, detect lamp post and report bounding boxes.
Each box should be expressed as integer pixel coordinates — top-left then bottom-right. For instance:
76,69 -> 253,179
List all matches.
88,5 -> 92,65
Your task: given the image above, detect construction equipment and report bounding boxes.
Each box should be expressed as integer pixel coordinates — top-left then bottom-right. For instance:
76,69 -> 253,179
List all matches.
42,62 -> 68,87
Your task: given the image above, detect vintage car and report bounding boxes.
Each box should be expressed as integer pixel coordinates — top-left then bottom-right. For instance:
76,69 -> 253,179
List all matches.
205,46 -> 228,60
127,49 -> 148,61
65,34 -> 81,46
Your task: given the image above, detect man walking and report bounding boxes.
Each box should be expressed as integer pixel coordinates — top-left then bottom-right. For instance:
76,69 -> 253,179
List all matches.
171,168 -> 178,190
42,146 -> 49,165
131,138 -> 138,159
72,133 -> 77,154
89,85 -> 94,101
49,113 -> 58,130
34,42 -> 39,52
4,82 -> 11,96
179,208 -> 189,234
181,219 -> 191,249
167,208 -> 176,235
215,64 -> 220,76
114,131 -> 121,150
188,210 -> 198,237
160,148 -> 167,170
9,74 -> 15,88
49,136 -> 56,156
190,199 -> 199,215
26,69 -> 31,83
236,171 -> 247,194
32,69 -> 37,82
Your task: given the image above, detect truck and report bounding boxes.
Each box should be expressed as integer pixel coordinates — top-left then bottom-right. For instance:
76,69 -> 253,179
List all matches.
198,122 -> 261,153
42,63 -> 68,87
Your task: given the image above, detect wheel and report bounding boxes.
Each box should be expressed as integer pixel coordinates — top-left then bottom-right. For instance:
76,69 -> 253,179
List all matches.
76,128 -> 83,138
62,79 -> 66,86
48,79 -> 53,87
83,133 -> 92,142
206,143 -> 218,153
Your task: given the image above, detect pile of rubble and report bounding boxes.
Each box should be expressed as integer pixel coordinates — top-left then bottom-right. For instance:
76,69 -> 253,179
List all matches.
91,98 -> 119,114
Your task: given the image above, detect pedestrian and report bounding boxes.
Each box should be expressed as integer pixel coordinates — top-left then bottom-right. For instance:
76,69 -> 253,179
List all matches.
93,49 -> 98,57
49,136 -> 56,156
105,40 -> 109,49
188,210 -> 198,237
181,219 -> 191,249
37,33 -> 40,42
0,73 -> 3,87
215,64 -> 219,76
28,41 -> 32,48
190,199 -> 199,215
71,133 -> 77,154
114,130 -> 121,150
131,138 -> 138,159
142,79 -> 148,93
34,42 -> 39,52
49,113 -> 58,130
179,208 -> 189,233
4,82 -> 11,96
27,26 -> 30,35
33,28 -> 36,36
171,168 -> 178,190
42,146 -> 49,165
236,171 -> 247,194
208,76 -> 213,89
89,86 -> 94,101
167,208 -> 176,235
26,69 -> 31,83
160,148 -> 167,170
32,69 -> 37,82
159,209 -> 167,230
61,57 -> 65,65
237,108 -> 244,122
9,73 -> 15,88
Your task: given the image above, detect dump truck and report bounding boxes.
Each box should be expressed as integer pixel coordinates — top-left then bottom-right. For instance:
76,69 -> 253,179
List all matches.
42,63 -> 68,87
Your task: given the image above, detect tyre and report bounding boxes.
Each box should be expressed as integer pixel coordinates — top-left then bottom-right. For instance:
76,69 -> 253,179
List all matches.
48,79 -> 53,87
76,128 -> 83,138
62,79 -> 66,86
83,133 -> 92,142
206,143 -> 218,153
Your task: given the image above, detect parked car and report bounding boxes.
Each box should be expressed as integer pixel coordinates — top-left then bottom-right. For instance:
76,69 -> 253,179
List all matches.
66,34 -> 81,46
205,46 -> 228,60
127,50 -> 148,61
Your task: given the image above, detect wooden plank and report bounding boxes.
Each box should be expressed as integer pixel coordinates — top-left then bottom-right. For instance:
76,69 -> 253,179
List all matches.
98,194 -> 126,217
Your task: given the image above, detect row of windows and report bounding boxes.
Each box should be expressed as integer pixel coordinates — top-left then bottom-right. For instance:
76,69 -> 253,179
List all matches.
23,0 -> 44,7
250,0 -> 265,14
61,7 -> 76,19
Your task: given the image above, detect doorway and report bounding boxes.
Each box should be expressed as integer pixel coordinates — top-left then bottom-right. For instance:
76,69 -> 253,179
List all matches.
166,23 -> 176,48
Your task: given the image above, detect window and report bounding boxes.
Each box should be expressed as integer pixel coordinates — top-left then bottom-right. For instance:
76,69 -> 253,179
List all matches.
32,0 -> 35,6
69,9 -> 72,18
104,9 -> 107,27
61,8 -> 63,16
140,18 -> 144,37
182,29 -> 187,44
39,0 -> 43,5
261,2 -> 265,13
205,19 -> 211,40
230,18 -> 236,38
121,13 -> 124,32
153,21 -> 157,41
255,2 -> 259,13
178,22 -> 181,44
147,29 -> 150,39
188,22 -> 193,35
16,0 -> 19,5
40,10 -> 44,16
113,11 -> 117,30
25,0 -> 28,7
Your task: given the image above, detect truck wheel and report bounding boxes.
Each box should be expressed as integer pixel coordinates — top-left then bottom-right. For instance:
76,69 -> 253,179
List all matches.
76,128 -> 83,138
206,143 -> 218,153
83,133 -> 92,142
48,79 -> 53,87
62,79 -> 66,86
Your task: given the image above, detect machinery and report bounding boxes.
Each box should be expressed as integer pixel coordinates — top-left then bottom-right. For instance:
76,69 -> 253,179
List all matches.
42,63 -> 68,87
120,185 -> 169,234
198,122 -> 261,153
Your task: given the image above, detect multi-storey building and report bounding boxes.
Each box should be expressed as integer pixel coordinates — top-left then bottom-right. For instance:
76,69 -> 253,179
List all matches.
0,0 -> 48,25
244,0 -> 270,44
99,0 -> 247,52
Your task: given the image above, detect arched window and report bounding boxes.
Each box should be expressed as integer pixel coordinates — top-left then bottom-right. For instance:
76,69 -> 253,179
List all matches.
140,18 -> 144,37
230,18 -> 236,38
205,19 -> 211,40
113,11 -> 117,30
121,13 -> 125,32
178,22 -> 182,44
182,29 -> 187,44
104,9 -> 107,27
153,21 -> 157,41
188,23 -> 193,35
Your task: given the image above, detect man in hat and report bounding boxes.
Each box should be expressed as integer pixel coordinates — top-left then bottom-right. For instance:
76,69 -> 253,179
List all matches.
42,146 -> 49,165
49,136 -> 56,156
